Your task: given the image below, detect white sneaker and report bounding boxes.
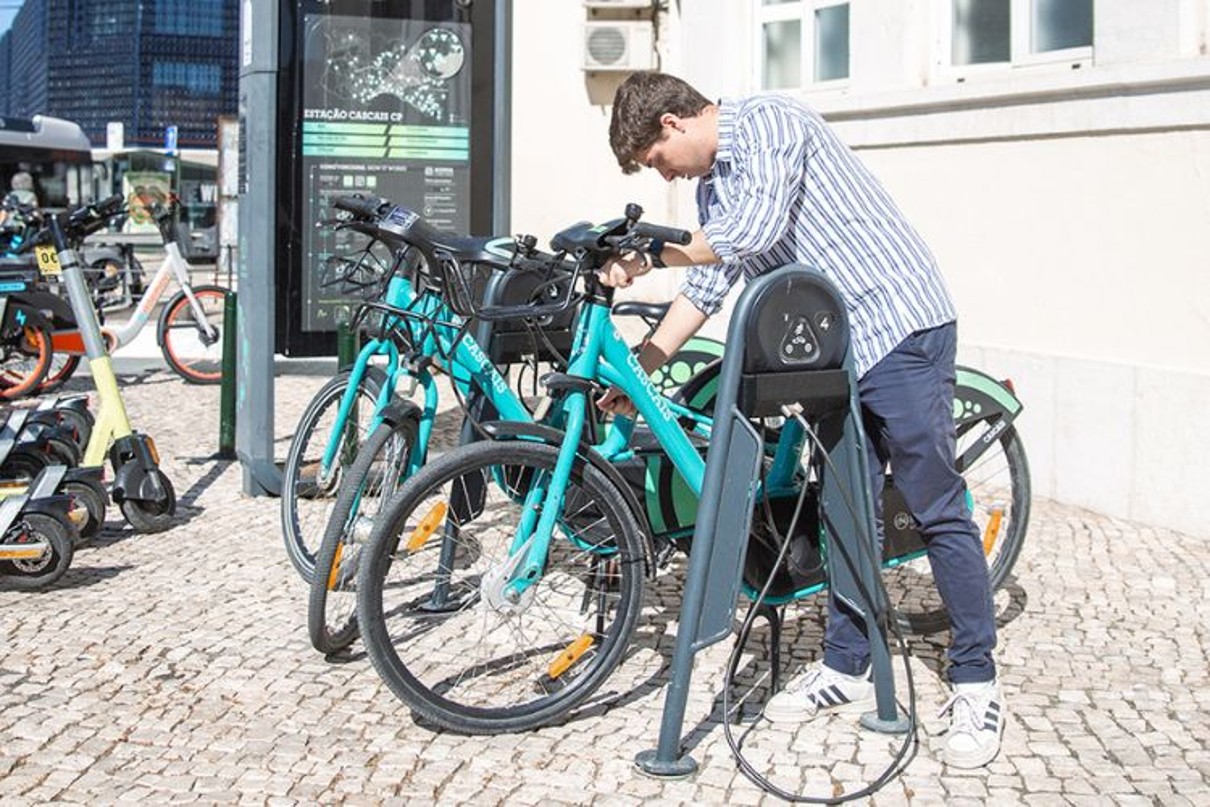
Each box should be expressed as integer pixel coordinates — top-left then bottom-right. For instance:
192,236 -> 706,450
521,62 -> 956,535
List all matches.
763,661 -> 875,723
939,680 -> 1005,769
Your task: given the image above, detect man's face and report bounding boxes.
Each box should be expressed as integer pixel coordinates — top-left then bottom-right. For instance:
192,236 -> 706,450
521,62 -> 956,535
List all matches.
638,114 -> 712,182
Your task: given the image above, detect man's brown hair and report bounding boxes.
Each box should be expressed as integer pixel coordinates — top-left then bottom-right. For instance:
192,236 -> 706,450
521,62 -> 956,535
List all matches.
609,72 -> 712,174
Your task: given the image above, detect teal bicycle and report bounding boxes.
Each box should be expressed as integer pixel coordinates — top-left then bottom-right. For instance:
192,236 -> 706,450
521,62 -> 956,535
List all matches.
281,196 -> 594,654
354,207 -> 1030,734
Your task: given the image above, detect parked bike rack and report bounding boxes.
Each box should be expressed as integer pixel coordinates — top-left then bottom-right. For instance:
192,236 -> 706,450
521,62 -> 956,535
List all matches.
635,264 -> 908,778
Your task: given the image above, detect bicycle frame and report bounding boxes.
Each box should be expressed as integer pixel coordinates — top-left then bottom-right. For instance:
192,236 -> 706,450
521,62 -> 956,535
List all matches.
314,272 -> 539,485
102,241 -> 213,350
495,296 -> 807,602
46,239 -> 216,356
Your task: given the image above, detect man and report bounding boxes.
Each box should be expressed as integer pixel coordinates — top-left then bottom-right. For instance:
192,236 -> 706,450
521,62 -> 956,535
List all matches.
8,171 -> 38,207
598,72 -> 1004,769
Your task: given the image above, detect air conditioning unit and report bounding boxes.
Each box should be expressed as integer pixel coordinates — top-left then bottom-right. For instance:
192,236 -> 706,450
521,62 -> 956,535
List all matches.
583,21 -> 655,71
583,1 -> 652,8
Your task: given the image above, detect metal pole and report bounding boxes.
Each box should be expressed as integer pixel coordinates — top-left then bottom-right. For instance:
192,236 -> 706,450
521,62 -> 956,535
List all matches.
218,291 -> 237,459
336,320 -> 358,372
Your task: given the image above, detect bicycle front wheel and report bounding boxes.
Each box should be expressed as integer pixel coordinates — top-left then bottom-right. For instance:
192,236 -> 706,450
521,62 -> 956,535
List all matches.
158,285 -> 228,384
0,321 -> 52,400
281,368 -> 385,583
884,424 -> 1031,633
308,414 -> 419,655
357,439 -> 646,734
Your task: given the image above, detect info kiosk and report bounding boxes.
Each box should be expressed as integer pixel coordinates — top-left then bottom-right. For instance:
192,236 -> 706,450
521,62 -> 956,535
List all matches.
237,0 -> 507,495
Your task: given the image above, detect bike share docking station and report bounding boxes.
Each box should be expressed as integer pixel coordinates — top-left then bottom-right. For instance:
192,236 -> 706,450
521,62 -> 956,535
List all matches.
635,264 -> 909,779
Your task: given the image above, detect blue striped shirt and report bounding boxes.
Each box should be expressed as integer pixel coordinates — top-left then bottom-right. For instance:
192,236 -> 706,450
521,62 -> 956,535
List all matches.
683,95 -> 957,376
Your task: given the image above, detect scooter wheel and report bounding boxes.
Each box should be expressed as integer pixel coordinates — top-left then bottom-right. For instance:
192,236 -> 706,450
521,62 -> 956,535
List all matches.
0,513 -> 75,591
64,480 -> 107,544
118,470 -> 177,534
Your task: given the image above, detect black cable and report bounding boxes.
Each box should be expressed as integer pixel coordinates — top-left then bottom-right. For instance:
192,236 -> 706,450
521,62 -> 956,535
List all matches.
719,406 -> 919,804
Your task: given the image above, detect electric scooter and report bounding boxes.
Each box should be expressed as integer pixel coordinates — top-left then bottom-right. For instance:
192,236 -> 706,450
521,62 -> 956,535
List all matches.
32,196 -> 175,533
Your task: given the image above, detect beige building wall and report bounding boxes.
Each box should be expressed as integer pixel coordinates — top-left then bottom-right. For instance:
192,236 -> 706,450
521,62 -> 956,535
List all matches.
510,1 -> 1210,536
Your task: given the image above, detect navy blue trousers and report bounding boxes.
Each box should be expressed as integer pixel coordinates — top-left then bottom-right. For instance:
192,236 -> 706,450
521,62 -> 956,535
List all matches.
822,322 -> 997,684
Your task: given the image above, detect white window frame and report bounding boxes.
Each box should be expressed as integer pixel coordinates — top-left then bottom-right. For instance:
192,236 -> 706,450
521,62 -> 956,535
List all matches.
936,0 -> 1094,81
753,0 -> 851,91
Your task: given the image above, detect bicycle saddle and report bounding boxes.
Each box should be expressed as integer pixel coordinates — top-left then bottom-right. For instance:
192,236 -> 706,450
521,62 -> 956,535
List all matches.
612,301 -> 670,322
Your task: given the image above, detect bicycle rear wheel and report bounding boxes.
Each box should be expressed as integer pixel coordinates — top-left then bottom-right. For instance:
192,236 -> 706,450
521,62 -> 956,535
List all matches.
308,414 -> 419,655
883,424 -> 1031,633
158,285 -> 227,384
280,368 -> 385,583
357,439 -> 646,734
36,353 -> 81,394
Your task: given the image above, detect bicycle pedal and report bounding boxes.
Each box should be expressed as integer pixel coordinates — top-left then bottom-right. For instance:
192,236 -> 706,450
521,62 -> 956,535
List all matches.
654,538 -> 677,570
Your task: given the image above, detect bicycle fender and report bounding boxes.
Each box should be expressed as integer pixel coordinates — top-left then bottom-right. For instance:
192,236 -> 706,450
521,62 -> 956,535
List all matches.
377,396 -> 422,428
1,297 -> 50,332
82,245 -> 126,266
954,365 -> 1024,427
479,420 -> 659,579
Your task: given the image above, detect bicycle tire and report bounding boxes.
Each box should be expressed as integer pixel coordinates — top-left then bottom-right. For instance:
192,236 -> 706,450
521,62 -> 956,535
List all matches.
357,439 -> 646,735
0,321 -> 52,401
158,284 -> 228,384
0,512 -> 75,591
280,367 -> 386,584
885,425 -> 1031,633
308,414 -> 419,655
36,353 -> 81,394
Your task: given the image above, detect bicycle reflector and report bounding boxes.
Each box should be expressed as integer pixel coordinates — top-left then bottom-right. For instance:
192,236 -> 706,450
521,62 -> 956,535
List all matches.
548,634 -> 595,680
327,543 -> 345,591
405,501 -> 448,553
983,506 -> 1004,555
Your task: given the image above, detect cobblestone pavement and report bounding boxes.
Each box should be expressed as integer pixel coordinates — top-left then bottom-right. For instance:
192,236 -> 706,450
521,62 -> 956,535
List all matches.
2,365 -> 1209,805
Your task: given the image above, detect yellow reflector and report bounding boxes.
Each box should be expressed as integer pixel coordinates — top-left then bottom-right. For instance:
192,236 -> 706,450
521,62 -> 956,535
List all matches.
982,507 -> 1004,555
67,503 -> 89,527
327,543 -> 344,591
405,502 -> 448,553
145,437 -> 161,466
0,546 -> 46,560
548,634 -> 594,680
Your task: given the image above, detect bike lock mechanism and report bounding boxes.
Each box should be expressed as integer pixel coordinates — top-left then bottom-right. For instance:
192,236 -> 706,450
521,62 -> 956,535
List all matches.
634,265 -> 915,800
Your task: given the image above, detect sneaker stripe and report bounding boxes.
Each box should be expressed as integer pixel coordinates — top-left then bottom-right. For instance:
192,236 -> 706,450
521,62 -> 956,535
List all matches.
987,701 -> 1001,714
814,688 -> 837,707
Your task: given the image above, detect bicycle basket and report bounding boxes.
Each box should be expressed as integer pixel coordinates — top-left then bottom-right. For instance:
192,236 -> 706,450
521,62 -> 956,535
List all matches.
318,240 -> 401,300
437,256 -> 496,320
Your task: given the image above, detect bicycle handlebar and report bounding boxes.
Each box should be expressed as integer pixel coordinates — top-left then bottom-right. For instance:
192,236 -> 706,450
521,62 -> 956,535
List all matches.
333,194 -> 391,219
631,221 -> 692,246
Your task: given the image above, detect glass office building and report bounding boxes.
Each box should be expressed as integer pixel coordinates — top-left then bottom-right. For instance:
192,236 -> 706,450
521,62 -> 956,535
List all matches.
0,0 -> 237,147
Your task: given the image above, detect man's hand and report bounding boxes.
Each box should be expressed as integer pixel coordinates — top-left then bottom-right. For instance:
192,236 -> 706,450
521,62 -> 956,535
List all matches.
598,250 -> 652,288
596,386 -> 637,417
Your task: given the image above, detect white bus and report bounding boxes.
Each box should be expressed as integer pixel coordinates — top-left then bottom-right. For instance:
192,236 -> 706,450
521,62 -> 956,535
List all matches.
0,114 -> 94,209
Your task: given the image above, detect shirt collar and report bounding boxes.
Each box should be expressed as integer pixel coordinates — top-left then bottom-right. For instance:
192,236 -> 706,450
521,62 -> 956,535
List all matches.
713,99 -> 736,168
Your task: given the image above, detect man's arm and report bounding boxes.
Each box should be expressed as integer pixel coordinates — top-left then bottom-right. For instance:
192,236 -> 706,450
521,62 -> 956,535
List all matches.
600,229 -> 720,288
597,294 -> 709,415
635,294 -> 710,374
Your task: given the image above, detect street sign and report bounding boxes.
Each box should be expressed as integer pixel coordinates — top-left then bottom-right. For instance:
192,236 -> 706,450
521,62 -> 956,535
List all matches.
164,125 -> 178,155
106,121 -> 124,151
